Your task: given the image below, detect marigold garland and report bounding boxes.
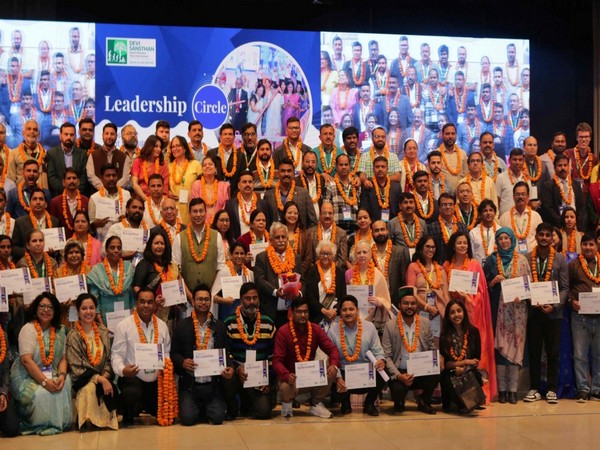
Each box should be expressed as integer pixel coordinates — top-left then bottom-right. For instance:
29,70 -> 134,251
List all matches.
226,259 -> 249,277
275,180 -> 296,211
483,154 -> 500,182
146,198 -> 162,225
480,223 -> 498,256
564,229 -> 578,254
187,227 -> 211,263
439,145 -> 462,176
25,251 -> 54,278
284,138 -> 303,167
334,174 -> 357,206
0,145 -> 9,184
200,177 -> 218,207
578,253 -> 600,284
351,60 -> 366,86
370,145 -> 389,162
61,261 -> 88,276
553,175 -> 574,205
98,186 -> 124,210
250,230 -> 269,244
0,325 -> 6,364
496,251 -> 519,278
61,191 -> 82,231
449,330 -> 469,361
416,260 -> 442,289
399,214 -> 420,247
531,246 -> 555,282
318,223 -> 337,243
191,310 -> 212,350
34,320 -> 56,366
351,259 -> 375,285
153,262 -> 174,282
372,241 -> 392,277
103,257 -> 124,294
141,158 -> 160,185
340,318 -> 362,362
289,318 -> 313,362
415,192 -> 434,220
373,177 -> 391,209
219,145 -> 238,178
316,260 -> 336,295
455,203 -> 478,231
350,153 -> 361,178
510,206 -> 532,240
574,147 -> 593,181
266,244 -> 296,275
1,212 -> 11,237
0,258 -> 15,270
446,257 -> 471,285
29,210 -> 52,230
236,306 -> 261,346
299,171 -> 322,204
18,142 -> 45,166
523,155 -> 542,183
75,321 -> 102,366
160,219 -> 182,245
17,182 -> 32,212
397,313 -> 420,353
318,145 -> 336,175
237,192 -> 258,226
439,217 -> 458,244
170,159 -> 189,185
257,161 -> 275,188
466,173 -> 486,205
157,358 -> 178,426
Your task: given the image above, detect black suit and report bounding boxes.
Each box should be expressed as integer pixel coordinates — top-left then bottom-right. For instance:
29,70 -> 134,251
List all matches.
359,180 -> 402,222
227,88 -> 249,133
539,178 -> 587,230
46,145 -> 90,197
225,195 -> 271,238
206,147 -> 248,197
304,263 -> 346,324
12,215 -> 61,262
263,185 -> 318,229
254,251 -> 305,327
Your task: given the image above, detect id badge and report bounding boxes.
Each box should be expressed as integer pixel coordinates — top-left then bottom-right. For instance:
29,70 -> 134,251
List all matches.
179,189 -> 189,204
381,209 -> 390,222
530,185 -> 538,200
409,248 -> 416,259
41,365 -> 53,380
566,251 -> 578,263
144,369 -> 156,375
518,239 -> 528,254
342,206 -> 352,221
426,291 -> 436,306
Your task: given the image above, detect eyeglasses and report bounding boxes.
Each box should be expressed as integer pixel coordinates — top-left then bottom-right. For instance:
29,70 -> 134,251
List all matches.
194,298 -> 211,303
38,304 -> 54,311
218,217 -> 230,222
242,132 -> 257,138
424,245 -> 436,250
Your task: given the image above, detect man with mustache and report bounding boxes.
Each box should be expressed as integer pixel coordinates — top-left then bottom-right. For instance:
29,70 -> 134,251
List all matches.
6,159 -> 51,219
46,122 -> 89,197
48,167 -> 90,239
103,195 -> 146,261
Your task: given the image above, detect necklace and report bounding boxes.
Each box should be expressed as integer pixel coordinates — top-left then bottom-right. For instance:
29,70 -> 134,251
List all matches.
219,145 -> 237,178
440,145 -> 462,176
340,319 -> 362,362
318,145 -> 336,175
257,161 -> 275,188
373,177 -> 391,209
238,192 -> 257,226
531,246 -> 555,282
266,244 -> 296,275
289,318 -> 313,362
449,330 -> 469,361
510,207 -> 531,240
187,227 -> 211,263
334,175 -> 357,206
191,310 -> 212,349
399,214 -> 420,248
61,191 -> 82,231
275,180 -> 296,211
439,216 -> 458,244
75,321 -> 102,366
34,320 -> 56,366
103,258 -> 124,294
579,253 -> 600,284
416,260 -> 442,289
236,306 -> 261,346
397,314 -> 420,353
299,171 -> 322,204
25,251 -> 54,278
133,309 -> 159,344
372,241 -> 392,277
316,260 -> 336,295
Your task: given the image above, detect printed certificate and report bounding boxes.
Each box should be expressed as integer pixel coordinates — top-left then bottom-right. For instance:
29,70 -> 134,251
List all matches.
345,363 -> 376,389
54,274 -> 87,303
295,360 -> 328,389
243,360 -> 269,388
161,279 -> 187,306
448,270 -> 479,295
406,350 -> 441,377
135,343 -> 165,370
193,348 -> 226,377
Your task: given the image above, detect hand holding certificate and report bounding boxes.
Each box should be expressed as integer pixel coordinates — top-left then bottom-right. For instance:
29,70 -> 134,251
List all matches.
243,361 -> 269,388
161,279 -> 187,306
121,228 -> 149,253
42,227 -> 67,252
344,363 -> 376,389
220,275 -> 244,299
578,292 -> 600,314
54,274 -> 88,303
448,270 -> 479,295
0,268 -> 31,295
135,343 -> 165,370
295,360 -> 328,388
530,281 -> 560,305
193,349 -> 227,377
406,350 -> 441,377
501,275 -> 532,303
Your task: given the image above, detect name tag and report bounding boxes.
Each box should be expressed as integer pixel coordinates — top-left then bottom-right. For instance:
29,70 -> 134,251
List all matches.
530,186 -> 538,199
426,291 -> 436,306
179,189 -> 189,204
41,365 -> 53,379
342,206 -> 352,221
381,209 -> 390,222
518,239 -> 528,254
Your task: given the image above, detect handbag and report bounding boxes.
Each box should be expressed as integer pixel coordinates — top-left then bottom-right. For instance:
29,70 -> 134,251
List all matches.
450,368 -> 486,412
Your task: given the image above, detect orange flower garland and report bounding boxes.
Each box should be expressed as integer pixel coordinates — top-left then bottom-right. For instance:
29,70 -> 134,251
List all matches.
578,253 -> 600,284
170,159 -> 189,185
466,173 -> 486,205
0,258 -> 15,270
103,257 -> 124,295
373,177 -> 391,209
510,207 -> 532,240
455,203 -> 478,231
75,321 -> 102,366
553,175 -> 574,205
446,257 -> 471,284
289,318 -> 313,362
133,309 -> 159,344
531,246 -> 555,282
339,318 -> 362,362
350,153 -> 361,178
17,182 -> 32,212
226,259 -> 249,277
416,260 -> 442,289
334,174 -> 357,206
564,230 -> 577,254
187,227 -> 211,263
191,310 -> 212,350
0,325 -> 6,364
449,330 -> 469,361
238,192 -> 258,226
574,147 -> 593,181
219,145 -> 237,178
318,145 -> 336,175
235,305 -> 261,346
317,223 -> 337,243
480,223 -> 498,256
440,145 -> 462,176
60,261 -> 88,276
29,210 -> 52,230
157,358 -> 178,426
523,156 -> 542,183
250,230 -> 269,244
147,198 -> 162,225
153,262 -> 174,282
98,186 -> 124,210
316,260 -> 336,295
0,145 -> 9,183
200,177 -> 219,207
284,138 -> 303,167
18,142 -> 45,166
141,159 -> 160,185
275,180 -> 296,212
1,212 -> 11,237
399,214 -> 421,248
160,219 -> 182,245
25,251 -> 54,278
34,320 -> 56,366
439,217 -> 458,244
497,251 -> 519,278
266,244 -> 296,275
61,191 -> 82,231
415,192 -> 434,220
397,313 -> 420,353
372,241 -> 392,277
257,162 -> 275,188
483,154 -> 500,182
370,145 -> 389,162
299,171 -> 322,204
351,259 -> 375,285
121,218 -> 148,231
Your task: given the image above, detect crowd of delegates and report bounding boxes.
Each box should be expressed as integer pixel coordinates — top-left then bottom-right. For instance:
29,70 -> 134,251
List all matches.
1,109 -> 600,437
321,36 -> 530,163
0,27 -> 96,150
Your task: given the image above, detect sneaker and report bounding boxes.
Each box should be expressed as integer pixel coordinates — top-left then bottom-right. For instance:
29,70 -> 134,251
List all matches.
590,392 -> 600,401
309,402 -> 333,419
281,402 -> 293,418
523,389 -> 542,402
576,392 -> 589,403
546,391 -> 558,404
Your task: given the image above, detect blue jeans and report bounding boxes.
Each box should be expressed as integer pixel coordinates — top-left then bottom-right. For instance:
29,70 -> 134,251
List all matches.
571,312 -> 600,394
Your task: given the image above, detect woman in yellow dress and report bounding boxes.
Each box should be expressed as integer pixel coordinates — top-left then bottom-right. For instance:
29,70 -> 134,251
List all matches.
168,135 -> 202,224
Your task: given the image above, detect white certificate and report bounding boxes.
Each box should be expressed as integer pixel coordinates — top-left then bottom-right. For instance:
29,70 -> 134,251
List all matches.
0,287 -> 8,313
578,292 -> 600,314
345,363 -> 376,389
193,348 -> 227,377
178,189 -> 189,204
347,285 -> 372,318
295,360 -> 328,389
530,281 -> 561,305
106,309 -> 131,332
135,343 -> 165,370
95,196 -> 120,221
42,227 -> 66,251
501,275 -> 532,302
366,349 -> 389,382
0,268 -> 31,294
249,243 -> 268,266
54,274 -> 88,303
23,277 -> 53,305
221,275 -> 244,299
243,360 -> 269,388
448,270 -> 479,295
406,350 -> 441,377
161,279 -> 187,306
121,228 -> 149,253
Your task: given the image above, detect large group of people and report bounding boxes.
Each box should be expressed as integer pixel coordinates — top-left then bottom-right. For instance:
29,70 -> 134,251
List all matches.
0,107 -> 599,437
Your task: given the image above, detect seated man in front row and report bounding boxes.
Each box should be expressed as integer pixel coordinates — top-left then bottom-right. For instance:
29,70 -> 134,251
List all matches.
382,286 -> 441,415
272,297 -> 340,419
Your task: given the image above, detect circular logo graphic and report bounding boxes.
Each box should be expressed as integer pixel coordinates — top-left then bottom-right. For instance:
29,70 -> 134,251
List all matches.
191,85 -> 229,129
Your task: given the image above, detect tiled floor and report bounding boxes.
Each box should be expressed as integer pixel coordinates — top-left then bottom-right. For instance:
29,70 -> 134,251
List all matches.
7,398 -> 600,449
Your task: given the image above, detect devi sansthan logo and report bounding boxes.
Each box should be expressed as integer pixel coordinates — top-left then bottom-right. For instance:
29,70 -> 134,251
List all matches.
107,39 -> 128,65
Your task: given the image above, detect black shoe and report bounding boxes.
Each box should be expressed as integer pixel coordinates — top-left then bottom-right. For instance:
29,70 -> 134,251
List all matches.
498,391 -> 507,403
393,402 -> 405,414
292,399 -> 300,408
508,392 -> 518,404
363,403 -> 379,417
417,400 -> 436,415
475,405 -> 486,410
430,396 -> 442,405
340,399 -> 352,415
121,416 -> 134,428
224,412 -> 237,421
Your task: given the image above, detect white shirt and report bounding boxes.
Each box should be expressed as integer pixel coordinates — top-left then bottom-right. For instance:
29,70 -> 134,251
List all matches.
111,314 -> 171,382
88,188 -> 132,243
171,226 -> 226,271
0,212 -> 15,237
143,198 -> 164,228
495,170 -> 531,216
499,207 -> 543,253
469,223 -> 498,265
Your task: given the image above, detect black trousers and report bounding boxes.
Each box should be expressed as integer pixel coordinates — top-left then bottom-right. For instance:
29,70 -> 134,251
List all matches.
117,377 -> 158,418
338,369 -> 387,408
179,382 -> 227,426
0,398 -> 20,437
388,371 -> 440,406
527,309 -> 561,392
222,375 -> 276,420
